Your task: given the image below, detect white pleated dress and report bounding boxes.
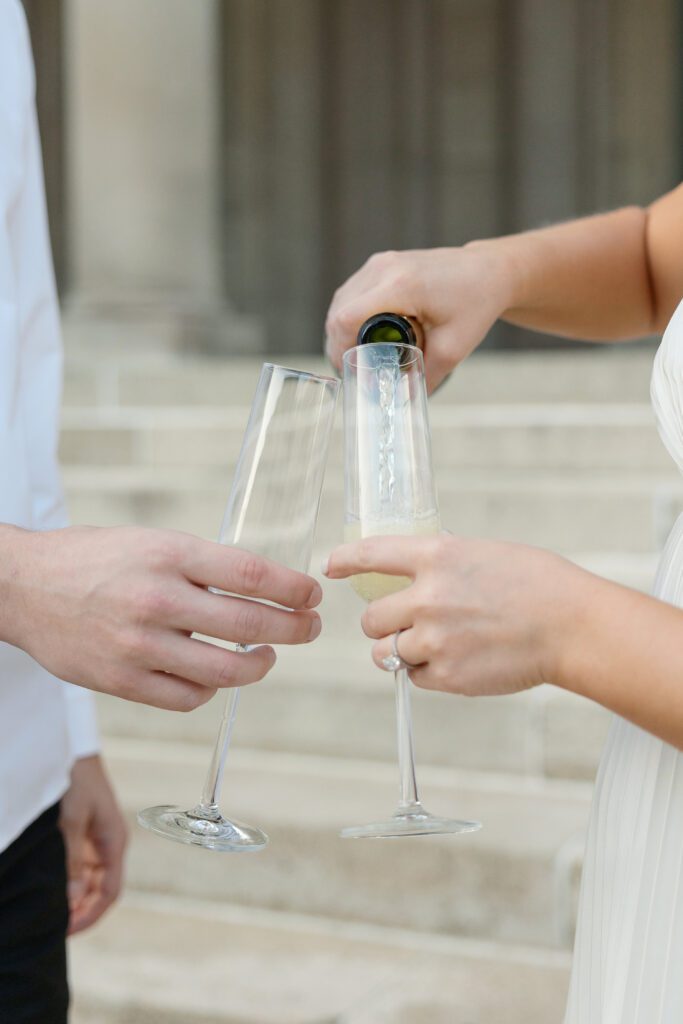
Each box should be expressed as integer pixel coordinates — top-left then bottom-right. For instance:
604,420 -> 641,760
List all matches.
564,299 -> 683,1023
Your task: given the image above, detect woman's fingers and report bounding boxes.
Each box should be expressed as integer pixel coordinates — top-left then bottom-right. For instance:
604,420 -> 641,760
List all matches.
326,288 -> 420,368
361,590 -> 414,640
371,627 -> 425,671
170,588 -> 321,647
325,250 -> 429,368
326,261 -> 385,327
422,324 -> 459,395
324,534 -> 427,582
326,291 -> 454,394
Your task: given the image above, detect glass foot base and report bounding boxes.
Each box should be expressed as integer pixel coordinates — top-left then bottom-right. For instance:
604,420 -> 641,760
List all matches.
137,804 -> 268,852
340,804 -> 481,840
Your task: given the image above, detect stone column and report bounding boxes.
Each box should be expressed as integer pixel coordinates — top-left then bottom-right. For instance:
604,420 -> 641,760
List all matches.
510,0 -> 582,229
63,0 -> 260,353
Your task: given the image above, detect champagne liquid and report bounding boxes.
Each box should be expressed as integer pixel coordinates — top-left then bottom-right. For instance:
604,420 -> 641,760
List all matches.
345,516 -> 440,603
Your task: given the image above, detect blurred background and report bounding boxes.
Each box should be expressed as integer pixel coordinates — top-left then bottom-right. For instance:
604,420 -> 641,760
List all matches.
21,1 -> 683,1021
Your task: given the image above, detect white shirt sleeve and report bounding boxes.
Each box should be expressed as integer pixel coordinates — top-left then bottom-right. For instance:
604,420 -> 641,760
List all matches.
9,5 -> 100,761
61,683 -> 100,760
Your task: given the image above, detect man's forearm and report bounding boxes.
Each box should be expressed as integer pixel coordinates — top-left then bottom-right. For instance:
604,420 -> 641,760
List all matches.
468,206 -> 656,343
558,570 -> 683,750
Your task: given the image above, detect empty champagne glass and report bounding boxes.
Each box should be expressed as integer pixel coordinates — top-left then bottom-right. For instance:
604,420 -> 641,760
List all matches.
138,363 -> 339,851
341,342 -> 481,838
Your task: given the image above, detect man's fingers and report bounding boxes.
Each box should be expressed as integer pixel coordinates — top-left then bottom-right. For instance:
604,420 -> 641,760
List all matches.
95,824 -> 126,911
67,839 -> 114,936
126,650 -> 270,711
67,873 -> 110,936
324,535 -> 422,581
171,590 -> 321,647
151,635 -> 276,692
58,810 -> 86,904
181,538 -> 321,610
68,799 -> 127,936
129,671 -> 218,712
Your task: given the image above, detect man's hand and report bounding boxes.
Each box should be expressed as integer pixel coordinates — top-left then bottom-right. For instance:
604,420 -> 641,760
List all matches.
59,755 -> 127,936
0,525 -> 322,710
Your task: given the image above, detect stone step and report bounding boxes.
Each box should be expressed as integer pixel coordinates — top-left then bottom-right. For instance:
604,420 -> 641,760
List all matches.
59,401 -> 671,473
62,304 -> 264,361
97,643 -> 612,781
70,892 -> 571,1024
105,738 -> 591,948
63,464 -> 681,552
62,342 -> 656,407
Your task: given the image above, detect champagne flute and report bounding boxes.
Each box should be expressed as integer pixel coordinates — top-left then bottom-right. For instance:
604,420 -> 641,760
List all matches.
138,363 -> 339,851
341,342 -> 481,839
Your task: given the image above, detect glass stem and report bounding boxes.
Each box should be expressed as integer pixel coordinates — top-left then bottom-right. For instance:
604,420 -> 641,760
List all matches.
394,668 -> 421,812
197,686 -> 241,817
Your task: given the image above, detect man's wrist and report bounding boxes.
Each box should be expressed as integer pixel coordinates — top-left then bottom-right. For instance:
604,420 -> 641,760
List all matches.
0,524 -> 37,649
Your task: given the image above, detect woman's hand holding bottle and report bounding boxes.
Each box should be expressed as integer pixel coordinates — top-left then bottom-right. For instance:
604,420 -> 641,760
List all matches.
325,244 -> 515,393
325,205 -> 667,394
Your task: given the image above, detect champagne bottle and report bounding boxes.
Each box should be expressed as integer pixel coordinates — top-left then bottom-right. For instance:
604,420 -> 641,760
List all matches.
356,312 -> 424,350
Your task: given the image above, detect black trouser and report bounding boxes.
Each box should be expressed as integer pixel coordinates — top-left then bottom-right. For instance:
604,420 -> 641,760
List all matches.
0,803 -> 69,1024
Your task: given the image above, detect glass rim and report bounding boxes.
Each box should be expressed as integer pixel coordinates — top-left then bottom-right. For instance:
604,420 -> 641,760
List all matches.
262,362 -> 339,387
342,342 -> 422,371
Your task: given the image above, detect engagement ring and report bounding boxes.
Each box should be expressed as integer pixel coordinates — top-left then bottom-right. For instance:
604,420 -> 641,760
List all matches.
381,629 -> 415,672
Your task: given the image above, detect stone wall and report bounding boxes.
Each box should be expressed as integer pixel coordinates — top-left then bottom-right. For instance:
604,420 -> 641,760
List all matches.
24,0 -> 683,354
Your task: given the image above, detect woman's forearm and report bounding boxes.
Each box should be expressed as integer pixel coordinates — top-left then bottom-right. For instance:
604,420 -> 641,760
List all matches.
471,183 -> 683,343
558,570 -> 683,749
325,183 -> 683,390
468,206 -> 656,342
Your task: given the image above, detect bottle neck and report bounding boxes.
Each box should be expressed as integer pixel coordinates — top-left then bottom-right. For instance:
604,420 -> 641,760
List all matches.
357,312 -> 422,349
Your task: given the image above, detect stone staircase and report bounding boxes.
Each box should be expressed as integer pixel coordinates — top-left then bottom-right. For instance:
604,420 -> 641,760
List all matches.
62,336 -> 668,1023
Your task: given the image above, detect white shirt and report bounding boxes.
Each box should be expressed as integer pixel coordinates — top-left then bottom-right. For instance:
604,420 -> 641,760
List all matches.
0,0 -> 98,853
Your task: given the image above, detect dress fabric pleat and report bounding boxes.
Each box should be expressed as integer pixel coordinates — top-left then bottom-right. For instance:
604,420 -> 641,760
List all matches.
564,300 -> 683,1023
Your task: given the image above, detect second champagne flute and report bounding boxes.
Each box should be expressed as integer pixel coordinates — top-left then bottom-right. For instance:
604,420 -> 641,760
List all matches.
138,363 -> 339,852
341,341 -> 481,839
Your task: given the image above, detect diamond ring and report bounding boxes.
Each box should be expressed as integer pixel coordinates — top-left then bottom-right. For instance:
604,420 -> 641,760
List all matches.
381,629 -> 415,672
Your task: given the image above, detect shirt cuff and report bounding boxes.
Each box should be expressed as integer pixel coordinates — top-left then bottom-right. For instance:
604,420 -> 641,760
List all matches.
61,681 -> 100,761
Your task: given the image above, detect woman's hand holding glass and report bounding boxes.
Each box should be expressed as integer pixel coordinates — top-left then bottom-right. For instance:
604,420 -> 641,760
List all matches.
325,532 -> 586,698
